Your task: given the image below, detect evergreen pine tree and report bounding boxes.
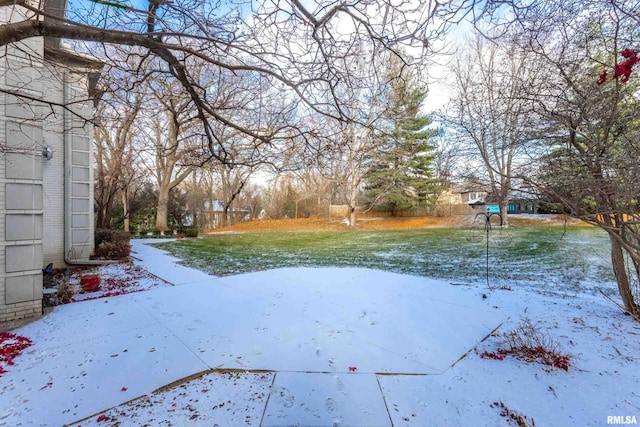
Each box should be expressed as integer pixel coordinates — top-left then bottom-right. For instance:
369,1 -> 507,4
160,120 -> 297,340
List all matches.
365,58 -> 438,215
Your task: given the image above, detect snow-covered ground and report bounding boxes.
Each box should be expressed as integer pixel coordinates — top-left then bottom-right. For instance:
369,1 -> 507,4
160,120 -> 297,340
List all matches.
1,239 -> 638,426
63,262 -> 173,302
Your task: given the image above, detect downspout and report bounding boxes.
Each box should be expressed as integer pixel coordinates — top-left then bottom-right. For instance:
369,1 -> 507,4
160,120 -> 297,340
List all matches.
62,70 -> 114,266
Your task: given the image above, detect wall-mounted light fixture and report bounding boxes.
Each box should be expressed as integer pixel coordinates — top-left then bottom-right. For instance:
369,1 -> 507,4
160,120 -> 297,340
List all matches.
42,145 -> 53,160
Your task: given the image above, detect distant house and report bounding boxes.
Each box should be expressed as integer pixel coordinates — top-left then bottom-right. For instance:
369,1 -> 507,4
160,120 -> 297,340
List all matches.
186,199 -> 251,230
0,2 -> 102,323
431,183 -> 489,216
451,183 -> 489,207
507,192 -> 540,214
437,181 -> 543,216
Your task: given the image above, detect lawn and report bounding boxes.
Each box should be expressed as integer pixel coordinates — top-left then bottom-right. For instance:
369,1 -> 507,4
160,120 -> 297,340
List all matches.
153,225 -> 616,294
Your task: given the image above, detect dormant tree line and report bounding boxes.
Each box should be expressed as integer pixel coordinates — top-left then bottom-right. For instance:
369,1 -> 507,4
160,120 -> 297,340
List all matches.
443,0 -> 639,316
91,44 -> 436,232
0,0 -> 638,316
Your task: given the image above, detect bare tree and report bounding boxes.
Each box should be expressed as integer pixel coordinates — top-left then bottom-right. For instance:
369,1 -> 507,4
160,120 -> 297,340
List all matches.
290,166 -> 334,218
1,0 -> 474,161
238,182 -> 264,222
343,127 -> 372,227
135,78 -> 201,231
444,33 -> 543,226
94,89 -> 142,229
216,161 -> 252,227
431,130 -> 462,190
262,174 -> 302,220
508,0 -> 640,317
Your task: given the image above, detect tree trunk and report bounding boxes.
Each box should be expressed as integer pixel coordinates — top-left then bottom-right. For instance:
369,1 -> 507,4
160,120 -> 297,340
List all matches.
96,205 -> 112,230
223,180 -> 245,227
192,206 -> 198,230
499,199 -> 509,227
191,171 -> 198,230
610,235 -> 638,316
155,183 -> 170,231
95,180 -> 115,229
122,189 -> 129,233
347,182 -> 358,227
223,204 -> 232,227
349,207 -> 356,228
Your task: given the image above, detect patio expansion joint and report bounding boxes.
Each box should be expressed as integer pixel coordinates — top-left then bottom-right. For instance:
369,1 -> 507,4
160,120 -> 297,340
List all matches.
207,368 -> 435,376
376,374 -> 396,427
259,371 -> 278,427
132,298 -> 210,370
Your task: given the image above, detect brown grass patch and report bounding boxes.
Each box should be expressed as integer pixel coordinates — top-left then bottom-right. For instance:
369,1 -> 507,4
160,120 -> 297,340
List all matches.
205,214 -> 587,234
205,216 -> 466,233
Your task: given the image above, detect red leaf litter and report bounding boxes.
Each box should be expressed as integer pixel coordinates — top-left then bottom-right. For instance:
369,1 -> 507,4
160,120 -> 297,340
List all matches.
121,386 -> 128,392
0,332 -> 32,376
79,277 -> 144,302
480,347 -> 570,371
480,349 -> 508,361
348,366 -> 357,372
96,414 -> 110,422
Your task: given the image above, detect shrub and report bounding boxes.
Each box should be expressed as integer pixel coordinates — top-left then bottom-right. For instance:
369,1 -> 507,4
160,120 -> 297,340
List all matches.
95,229 -> 130,246
93,241 -> 131,260
180,227 -> 199,238
480,317 -> 571,371
56,282 -> 75,304
93,229 -> 131,260
502,318 -> 570,371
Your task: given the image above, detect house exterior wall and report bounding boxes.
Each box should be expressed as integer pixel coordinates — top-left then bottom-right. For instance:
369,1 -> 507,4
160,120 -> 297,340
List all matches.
40,67 -> 95,265
436,189 -> 462,205
63,72 -> 95,261
41,69 -> 65,266
461,191 -> 487,204
0,3 -> 97,324
0,3 -> 46,322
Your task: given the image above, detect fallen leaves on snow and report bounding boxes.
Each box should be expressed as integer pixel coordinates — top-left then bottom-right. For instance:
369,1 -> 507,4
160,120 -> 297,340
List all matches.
0,332 -> 32,377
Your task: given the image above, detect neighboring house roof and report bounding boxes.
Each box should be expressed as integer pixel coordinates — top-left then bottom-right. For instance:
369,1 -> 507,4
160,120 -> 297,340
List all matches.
204,199 -> 225,211
509,190 -> 539,200
467,196 -> 486,206
203,199 -> 250,213
452,184 -> 490,194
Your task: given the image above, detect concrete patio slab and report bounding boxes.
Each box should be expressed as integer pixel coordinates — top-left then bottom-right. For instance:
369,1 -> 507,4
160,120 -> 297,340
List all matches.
133,264 -> 504,375
130,238 -> 217,286
2,321 -> 208,425
261,371 -> 390,427
1,241 -> 506,426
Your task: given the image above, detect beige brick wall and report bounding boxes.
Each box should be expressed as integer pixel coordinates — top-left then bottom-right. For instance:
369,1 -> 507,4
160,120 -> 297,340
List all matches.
0,150 -> 4,318
1,4 -> 97,324
1,4 -> 46,323
42,63 -> 65,266
0,299 -> 42,323
0,58 -> 5,320
65,71 -> 95,260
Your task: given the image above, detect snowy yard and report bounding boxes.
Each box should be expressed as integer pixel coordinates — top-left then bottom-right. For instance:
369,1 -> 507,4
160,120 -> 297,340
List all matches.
155,225 -> 617,295
0,239 -> 638,426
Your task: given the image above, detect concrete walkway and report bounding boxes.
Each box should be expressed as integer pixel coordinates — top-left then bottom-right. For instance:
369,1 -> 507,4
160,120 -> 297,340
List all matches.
2,240 -> 506,426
